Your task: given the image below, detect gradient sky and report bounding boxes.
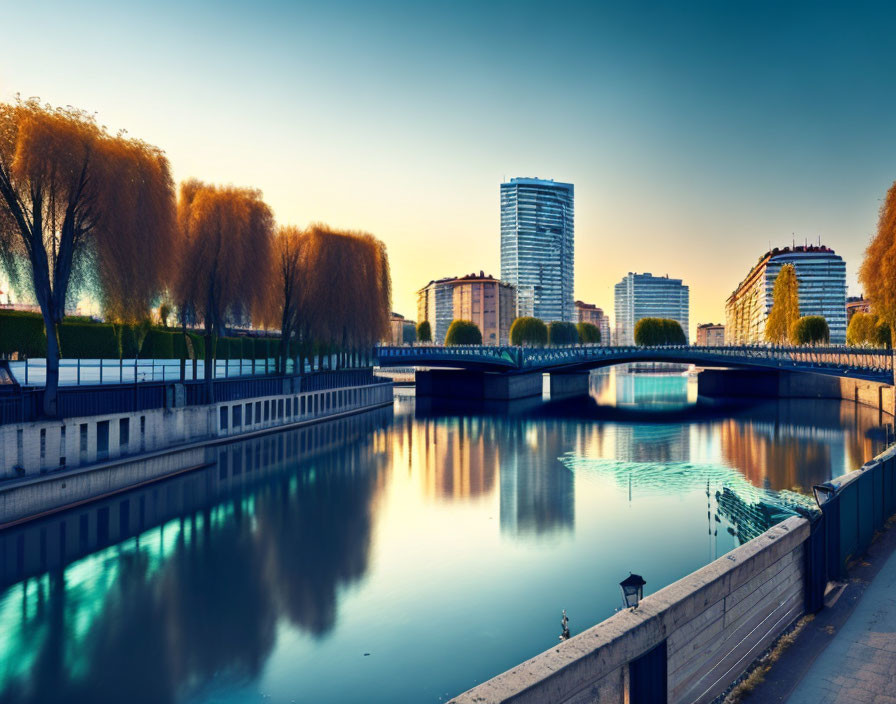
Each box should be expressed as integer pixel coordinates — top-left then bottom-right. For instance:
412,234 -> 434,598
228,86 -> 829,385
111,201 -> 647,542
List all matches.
3,0 -> 895,336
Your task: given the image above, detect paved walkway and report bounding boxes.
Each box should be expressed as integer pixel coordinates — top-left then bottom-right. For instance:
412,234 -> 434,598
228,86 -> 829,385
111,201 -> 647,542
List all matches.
745,520 -> 896,704
787,547 -> 896,704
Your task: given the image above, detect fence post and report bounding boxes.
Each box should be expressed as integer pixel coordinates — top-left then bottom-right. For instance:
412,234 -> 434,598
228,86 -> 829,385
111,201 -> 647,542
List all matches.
24,359 -> 28,386
120,358 -> 123,383
100,359 -> 103,384
77,359 -> 80,385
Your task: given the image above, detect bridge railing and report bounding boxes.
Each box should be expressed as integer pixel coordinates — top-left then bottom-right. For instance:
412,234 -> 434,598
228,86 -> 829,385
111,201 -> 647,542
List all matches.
374,344 -> 894,376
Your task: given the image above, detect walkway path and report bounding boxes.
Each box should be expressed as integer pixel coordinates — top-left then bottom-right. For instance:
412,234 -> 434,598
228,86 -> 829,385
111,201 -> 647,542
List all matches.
745,519 -> 896,704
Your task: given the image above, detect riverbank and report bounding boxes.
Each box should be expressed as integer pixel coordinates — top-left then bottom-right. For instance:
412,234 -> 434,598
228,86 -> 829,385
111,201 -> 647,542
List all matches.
0,374 -> 393,526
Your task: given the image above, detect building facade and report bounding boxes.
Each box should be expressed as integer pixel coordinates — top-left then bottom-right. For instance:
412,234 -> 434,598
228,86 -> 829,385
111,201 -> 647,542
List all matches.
846,296 -> 870,322
388,312 -> 416,345
614,273 -> 690,345
500,178 -> 575,323
696,323 -> 725,346
416,273 -> 517,345
574,300 -> 611,345
725,246 -> 847,345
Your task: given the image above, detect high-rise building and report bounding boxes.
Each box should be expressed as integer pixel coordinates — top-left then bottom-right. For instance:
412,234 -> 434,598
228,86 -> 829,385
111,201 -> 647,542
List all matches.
388,312 -> 417,345
725,245 -> 847,345
614,273 -> 690,345
500,178 -> 574,323
574,300 -> 611,345
416,273 -> 517,345
696,323 -> 725,346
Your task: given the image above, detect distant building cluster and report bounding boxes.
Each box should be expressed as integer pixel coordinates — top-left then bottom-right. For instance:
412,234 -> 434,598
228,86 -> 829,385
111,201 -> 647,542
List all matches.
726,245 -> 847,345
696,323 -> 725,346
574,301 -> 611,345
417,272 -> 516,345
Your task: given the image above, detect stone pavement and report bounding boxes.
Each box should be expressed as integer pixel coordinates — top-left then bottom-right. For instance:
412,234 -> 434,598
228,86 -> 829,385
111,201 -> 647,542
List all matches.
744,520 -> 896,704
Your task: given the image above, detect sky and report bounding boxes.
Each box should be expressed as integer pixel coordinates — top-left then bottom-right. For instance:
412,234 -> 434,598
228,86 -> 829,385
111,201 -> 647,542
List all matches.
2,0 -> 896,337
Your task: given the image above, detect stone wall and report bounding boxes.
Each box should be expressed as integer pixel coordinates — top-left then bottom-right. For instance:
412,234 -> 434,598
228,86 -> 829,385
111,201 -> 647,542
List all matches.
449,517 -> 809,704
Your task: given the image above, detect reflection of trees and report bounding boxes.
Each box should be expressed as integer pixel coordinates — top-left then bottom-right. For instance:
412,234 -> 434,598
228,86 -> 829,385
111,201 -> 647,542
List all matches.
499,420 -> 575,537
0,415 -> 388,704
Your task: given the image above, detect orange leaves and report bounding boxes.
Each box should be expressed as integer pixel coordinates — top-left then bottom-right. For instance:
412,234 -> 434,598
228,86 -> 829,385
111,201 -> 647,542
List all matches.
859,182 -> 896,330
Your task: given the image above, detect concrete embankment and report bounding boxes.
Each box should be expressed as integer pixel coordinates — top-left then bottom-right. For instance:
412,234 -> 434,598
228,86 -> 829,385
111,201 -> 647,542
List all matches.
0,381 -> 393,527
697,368 -> 895,416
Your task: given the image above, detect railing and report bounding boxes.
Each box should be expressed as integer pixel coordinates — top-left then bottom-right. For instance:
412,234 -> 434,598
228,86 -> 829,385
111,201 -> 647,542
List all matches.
374,344 -> 894,378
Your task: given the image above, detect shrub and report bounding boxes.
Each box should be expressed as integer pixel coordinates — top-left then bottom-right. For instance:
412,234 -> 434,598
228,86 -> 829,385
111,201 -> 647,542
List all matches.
253,337 -> 272,360
576,322 -> 601,344
445,319 -> 482,345
510,317 -> 548,346
186,333 -> 205,360
173,332 -> 188,360
791,316 -> 830,345
634,318 -> 686,346
58,322 -> 118,358
847,312 -> 891,348
548,321 -> 579,346
416,320 -> 432,343
0,311 -> 47,358
142,329 -> 175,359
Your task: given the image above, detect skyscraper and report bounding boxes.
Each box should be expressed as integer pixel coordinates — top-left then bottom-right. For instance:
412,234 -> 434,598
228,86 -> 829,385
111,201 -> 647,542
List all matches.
614,272 -> 690,345
500,178 -> 574,323
725,245 -> 847,345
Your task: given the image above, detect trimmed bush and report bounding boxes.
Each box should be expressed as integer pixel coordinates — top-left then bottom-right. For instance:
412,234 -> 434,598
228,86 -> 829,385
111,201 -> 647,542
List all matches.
445,319 -> 482,345
510,317 -> 548,346
416,320 -> 432,343
253,337 -> 272,359
186,333 -> 205,360
634,318 -> 686,346
142,329 -> 175,359
576,322 -> 601,344
0,310 -> 46,358
173,332 -> 188,360
791,316 -> 830,345
59,322 -> 118,358
548,321 -> 579,346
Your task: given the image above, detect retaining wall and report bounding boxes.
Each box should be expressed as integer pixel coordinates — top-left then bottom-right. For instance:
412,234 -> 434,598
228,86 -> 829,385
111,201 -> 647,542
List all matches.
697,369 -> 895,416
450,517 -> 808,704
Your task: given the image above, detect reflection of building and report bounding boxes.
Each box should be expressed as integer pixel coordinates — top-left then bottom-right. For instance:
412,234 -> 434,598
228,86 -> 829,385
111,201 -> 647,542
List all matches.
500,421 -> 575,536
614,273 -> 690,345
452,272 -> 516,345
725,245 -> 847,345
846,295 -> 870,322
696,323 -> 725,346
414,417 -> 498,499
388,312 -> 416,345
575,300 -> 611,345
416,273 -> 516,345
500,177 -> 575,323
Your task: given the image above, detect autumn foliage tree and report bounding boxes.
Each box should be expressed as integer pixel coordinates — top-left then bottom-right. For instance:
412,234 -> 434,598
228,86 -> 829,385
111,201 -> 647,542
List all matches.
265,225 -> 307,374
0,98 -> 176,415
173,180 -> 274,382
859,182 -> 896,359
765,264 -> 800,344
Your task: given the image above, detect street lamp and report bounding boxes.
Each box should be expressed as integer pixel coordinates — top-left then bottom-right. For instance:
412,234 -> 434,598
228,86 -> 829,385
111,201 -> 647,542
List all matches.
812,482 -> 836,508
620,573 -> 646,610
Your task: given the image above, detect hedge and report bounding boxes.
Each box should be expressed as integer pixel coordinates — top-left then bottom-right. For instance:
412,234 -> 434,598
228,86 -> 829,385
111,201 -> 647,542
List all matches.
141,329 -> 176,359
510,317 -> 548,346
634,318 -> 687,346
58,322 -> 118,358
0,311 -> 46,358
792,316 -> 830,345
577,322 -> 601,344
548,321 -> 579,346
445,319 -> 483,345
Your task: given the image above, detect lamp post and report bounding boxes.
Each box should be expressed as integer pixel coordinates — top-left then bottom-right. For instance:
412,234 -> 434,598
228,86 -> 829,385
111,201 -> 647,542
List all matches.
620,573 -> 646,610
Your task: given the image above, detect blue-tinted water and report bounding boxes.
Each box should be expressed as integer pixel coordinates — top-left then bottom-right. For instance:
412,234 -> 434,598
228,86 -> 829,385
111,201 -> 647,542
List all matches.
0,370 -> 889,703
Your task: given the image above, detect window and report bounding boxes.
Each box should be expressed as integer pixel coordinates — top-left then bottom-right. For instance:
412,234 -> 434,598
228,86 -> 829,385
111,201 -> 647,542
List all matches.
97,421 -> 109,460
119,418 -> 130,453
255,401 -> 261,423
245,403 -> 252,425
80,424 -> 88,462
301,396 -> 306,415
220,407 -> 229,431
232,405 -> 242,429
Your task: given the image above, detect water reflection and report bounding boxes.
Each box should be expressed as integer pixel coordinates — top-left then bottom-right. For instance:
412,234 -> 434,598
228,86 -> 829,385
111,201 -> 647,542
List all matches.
0,372 -> 891,704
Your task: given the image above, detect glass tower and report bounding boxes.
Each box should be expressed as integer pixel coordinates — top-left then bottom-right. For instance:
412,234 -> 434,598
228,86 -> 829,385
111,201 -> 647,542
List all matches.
500,178 -> 575,323
614,273 -> 690,345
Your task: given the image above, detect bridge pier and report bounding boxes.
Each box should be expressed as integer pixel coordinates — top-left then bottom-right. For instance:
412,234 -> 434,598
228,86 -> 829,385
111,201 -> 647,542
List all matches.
415,370 -> 543,401
548,371 -> 592,399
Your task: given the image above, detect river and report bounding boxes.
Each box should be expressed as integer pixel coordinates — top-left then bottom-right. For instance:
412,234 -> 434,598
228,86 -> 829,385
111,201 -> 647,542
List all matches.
0,369 -> 890,704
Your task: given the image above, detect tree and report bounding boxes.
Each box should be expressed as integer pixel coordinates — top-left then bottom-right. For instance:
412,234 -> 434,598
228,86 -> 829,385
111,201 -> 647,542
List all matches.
548,321 -> 578,346
847,312 -> 877,346
266,225 -> 307,374
416,320 -> 431,343
576,322 -> 601,344
0,98 -> 176,415
173,181 -> 274,385
791,316 -> 829,345
510,316 -> 548,346
158,302 -> 172,328
445,319 -> 482,345
634,317 -> 686,346
765,264 -> 800,344
860,182 -> 896,355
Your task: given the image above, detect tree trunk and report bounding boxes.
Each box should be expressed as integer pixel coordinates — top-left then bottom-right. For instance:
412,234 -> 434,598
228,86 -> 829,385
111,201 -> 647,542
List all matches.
43,317 -> 61,417
204,329 -> 214,404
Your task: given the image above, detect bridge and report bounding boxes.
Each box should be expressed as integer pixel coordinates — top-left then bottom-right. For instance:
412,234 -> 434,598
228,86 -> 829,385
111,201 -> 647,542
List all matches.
375,344 -> 895,400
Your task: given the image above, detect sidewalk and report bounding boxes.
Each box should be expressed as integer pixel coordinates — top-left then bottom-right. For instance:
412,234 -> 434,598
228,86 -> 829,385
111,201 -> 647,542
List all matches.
743,519 -> 896,704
